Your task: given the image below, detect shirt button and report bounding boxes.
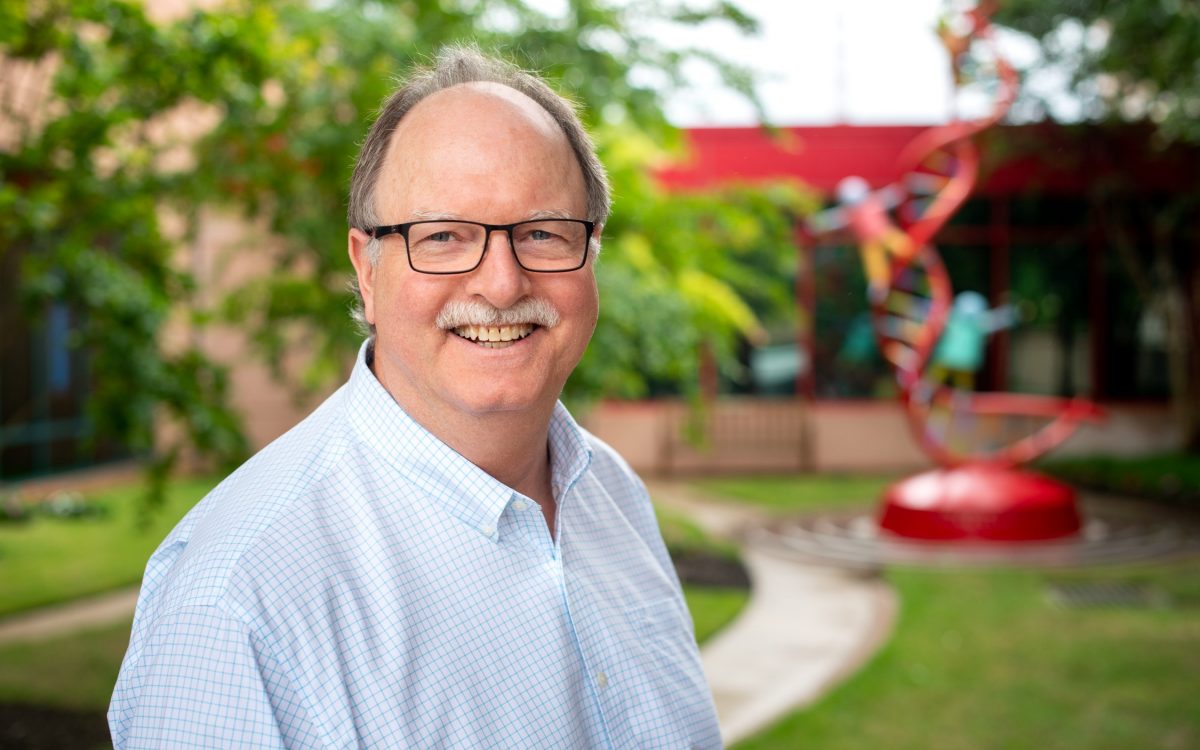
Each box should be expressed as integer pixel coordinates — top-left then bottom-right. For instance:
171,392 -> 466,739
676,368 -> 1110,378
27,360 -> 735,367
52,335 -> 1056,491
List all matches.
512,499 -> 529,512
480,523 -> 495,536
595,671 -> 609,689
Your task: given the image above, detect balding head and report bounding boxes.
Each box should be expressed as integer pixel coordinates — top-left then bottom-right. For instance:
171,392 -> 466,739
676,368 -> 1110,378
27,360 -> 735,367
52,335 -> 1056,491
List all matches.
374,81 -> 584,225
347,47 -> 609,237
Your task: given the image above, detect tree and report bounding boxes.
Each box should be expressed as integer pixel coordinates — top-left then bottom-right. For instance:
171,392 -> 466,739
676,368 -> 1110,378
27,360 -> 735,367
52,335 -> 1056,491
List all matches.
991,0 -> 1200,452
1,0 -> 812,492
994,0 -> 1200,145
2,1 -> 264,494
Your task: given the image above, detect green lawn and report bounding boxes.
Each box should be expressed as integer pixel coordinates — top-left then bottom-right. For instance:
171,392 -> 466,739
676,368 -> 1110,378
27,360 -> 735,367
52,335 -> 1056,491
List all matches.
0,477 -> 215,616
685,585 -> 749,645
9,470 -> 1196,749
693,473 -> 1200,750
656,503 -> 742,561
0,618 -> 132,712
735,560 -> 1200,750
692,473 -> 896,514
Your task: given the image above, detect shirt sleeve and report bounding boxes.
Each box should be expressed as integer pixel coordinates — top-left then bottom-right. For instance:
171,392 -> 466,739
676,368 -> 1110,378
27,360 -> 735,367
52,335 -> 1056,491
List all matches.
109,604 -> 319,749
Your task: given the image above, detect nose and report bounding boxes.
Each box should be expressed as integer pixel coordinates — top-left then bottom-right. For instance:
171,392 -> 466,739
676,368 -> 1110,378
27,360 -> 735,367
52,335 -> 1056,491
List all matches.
464,228 -> 532,308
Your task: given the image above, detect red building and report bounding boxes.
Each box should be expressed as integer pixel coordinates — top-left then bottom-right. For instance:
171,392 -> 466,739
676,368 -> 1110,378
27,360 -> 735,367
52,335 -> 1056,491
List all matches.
586,123 -> 1193,474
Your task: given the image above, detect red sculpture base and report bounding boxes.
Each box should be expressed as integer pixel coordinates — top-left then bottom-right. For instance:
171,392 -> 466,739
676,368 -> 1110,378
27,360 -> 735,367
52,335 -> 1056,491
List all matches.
879,464 -> 1082,541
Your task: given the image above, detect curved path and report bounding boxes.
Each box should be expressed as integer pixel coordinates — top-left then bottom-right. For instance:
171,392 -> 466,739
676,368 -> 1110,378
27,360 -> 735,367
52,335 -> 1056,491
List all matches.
0,587 -> 138,644
649,481 -> 897,746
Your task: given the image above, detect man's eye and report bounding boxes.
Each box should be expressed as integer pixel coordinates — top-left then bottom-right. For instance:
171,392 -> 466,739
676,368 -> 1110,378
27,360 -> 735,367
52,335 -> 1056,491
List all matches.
427,231 -> 455,242
528,230 -> 557,241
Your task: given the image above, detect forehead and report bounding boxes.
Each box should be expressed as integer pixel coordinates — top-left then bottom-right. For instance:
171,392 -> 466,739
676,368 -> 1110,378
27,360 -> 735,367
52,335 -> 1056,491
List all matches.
376,82 -> 584,220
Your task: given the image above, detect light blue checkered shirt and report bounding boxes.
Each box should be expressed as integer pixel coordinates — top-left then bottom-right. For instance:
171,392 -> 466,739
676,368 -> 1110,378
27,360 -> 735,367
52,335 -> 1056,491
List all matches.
109,342 -> 720,748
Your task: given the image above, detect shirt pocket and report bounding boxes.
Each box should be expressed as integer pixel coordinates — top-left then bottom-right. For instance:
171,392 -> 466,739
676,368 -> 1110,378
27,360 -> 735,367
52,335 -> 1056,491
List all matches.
626,595 -> 694,647
620,596 -> 718,748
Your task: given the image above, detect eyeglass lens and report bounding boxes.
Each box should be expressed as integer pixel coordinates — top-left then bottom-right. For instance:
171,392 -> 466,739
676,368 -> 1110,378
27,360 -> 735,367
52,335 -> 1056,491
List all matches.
406,220 -> 588,272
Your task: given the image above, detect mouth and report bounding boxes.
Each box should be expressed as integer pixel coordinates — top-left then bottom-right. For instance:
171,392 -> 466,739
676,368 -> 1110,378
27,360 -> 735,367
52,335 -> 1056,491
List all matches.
450,323 -> 537,349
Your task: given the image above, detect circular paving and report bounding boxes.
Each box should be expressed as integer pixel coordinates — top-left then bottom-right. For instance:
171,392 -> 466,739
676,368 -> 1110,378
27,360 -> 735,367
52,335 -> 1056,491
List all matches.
751,494 -> 1200,568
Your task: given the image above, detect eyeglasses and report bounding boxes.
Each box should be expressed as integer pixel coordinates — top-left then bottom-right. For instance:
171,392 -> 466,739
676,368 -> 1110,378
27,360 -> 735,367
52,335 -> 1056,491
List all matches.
368,218 -> 595,274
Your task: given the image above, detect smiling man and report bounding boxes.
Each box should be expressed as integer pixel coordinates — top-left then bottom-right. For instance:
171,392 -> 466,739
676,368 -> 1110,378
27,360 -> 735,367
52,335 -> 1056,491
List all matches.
109,48 -> 721,749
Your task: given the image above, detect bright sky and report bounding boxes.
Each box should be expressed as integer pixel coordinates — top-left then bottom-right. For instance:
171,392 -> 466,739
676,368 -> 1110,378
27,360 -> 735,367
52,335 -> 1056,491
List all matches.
663,0 -> 956,126
658,0 -> 1073,128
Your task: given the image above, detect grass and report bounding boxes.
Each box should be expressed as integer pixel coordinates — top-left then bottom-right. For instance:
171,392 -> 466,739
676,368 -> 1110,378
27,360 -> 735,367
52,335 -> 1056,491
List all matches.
0,619 -> 132,712
690,473 -> 1200,750
1040,453 -> 1200,506
685,586 -> 749,645
692,473 -> 896,514
735,561 -> 1200,750
0,476 -> 216,617
656,503 -> 741,561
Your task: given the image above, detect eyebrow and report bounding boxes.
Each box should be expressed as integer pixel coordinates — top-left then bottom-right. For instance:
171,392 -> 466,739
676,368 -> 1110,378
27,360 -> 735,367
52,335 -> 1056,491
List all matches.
525,209 -> 575,220
408,209 -> 463,221
404,209 -> 579,222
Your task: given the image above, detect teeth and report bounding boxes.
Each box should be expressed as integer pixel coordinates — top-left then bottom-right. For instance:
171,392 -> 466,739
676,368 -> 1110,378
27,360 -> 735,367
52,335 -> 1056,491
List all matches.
452,324 -> 535,344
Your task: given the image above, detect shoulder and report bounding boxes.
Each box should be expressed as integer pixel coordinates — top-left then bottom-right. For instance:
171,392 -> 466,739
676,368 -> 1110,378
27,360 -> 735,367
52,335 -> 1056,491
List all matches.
137,385 -> 357,621
576,425 -> 665,537
571,424 -> 644,503
580,424 -> 645,488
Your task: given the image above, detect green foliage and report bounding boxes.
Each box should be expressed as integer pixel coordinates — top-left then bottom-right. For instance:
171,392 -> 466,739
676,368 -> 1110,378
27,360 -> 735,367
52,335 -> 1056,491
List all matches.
576,125 -> 812,399
1039,452 -> 1200,506
991,1 -> 1200,451
995,0 -> 1200,145
3,0 -> 812,480
3,0 -> 258,489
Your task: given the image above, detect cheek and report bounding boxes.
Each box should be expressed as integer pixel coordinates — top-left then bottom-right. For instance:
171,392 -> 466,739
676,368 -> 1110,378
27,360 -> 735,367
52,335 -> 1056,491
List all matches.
375,271 -> 444,325
560,277 -> 599,345
580,277 -> 600,329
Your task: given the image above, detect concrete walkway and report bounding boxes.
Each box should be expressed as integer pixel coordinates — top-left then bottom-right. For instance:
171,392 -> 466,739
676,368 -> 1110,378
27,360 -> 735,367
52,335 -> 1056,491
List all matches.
650,481 -> 897,746
0,484 -> 897,748
0,587 -> 138,644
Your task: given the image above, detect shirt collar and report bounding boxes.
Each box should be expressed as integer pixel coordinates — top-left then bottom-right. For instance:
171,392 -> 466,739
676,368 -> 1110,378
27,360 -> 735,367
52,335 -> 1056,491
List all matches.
344,340 -> 592,541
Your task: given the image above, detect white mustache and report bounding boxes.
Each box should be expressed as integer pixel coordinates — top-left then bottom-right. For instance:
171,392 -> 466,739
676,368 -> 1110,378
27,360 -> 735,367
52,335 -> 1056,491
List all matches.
435,298 -> 560,330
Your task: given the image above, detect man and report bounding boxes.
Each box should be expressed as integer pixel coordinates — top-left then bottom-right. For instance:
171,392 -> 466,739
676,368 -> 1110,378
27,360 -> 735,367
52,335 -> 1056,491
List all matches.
109,47 -> 721,748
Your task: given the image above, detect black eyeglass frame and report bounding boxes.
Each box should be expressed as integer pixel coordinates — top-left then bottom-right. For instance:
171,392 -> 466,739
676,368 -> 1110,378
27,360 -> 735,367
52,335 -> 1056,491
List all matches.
368,218 -> 596,275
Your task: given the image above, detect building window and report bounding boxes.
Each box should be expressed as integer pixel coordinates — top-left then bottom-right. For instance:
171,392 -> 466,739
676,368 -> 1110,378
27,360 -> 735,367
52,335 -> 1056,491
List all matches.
0,258 -> 127,480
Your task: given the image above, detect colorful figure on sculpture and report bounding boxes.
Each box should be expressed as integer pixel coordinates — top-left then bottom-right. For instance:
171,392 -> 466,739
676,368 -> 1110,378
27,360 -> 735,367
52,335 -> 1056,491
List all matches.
930,291 -> 1016,390
812,4 -> 1104,541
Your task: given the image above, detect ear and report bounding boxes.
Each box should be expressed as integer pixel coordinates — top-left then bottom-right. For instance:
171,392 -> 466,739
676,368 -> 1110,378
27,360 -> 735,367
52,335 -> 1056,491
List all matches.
590,222 -> 604,259
348,228 -> 377,327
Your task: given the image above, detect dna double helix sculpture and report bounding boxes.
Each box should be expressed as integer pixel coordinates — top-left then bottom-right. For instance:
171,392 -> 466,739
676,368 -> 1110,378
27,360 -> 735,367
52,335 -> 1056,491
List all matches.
818,5 -> 1104,540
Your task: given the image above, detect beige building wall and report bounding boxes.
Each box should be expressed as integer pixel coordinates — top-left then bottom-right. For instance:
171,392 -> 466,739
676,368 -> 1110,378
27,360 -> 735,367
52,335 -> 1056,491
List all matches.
582,399 -> 1177,476
175,209 -> 340,453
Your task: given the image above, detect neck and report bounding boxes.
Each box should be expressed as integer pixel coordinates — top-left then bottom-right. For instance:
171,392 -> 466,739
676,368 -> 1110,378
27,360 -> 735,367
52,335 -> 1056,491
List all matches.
419,400 -> 559,538
442,406 -> 556,502
369,353 -> 558,512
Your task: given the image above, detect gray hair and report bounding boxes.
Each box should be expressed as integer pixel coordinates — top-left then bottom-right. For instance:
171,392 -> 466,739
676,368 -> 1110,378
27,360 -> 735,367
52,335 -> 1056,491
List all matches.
347,47 -> 611,335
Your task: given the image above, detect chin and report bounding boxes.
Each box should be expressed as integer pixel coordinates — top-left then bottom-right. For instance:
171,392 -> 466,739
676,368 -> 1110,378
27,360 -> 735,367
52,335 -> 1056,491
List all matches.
445,383 -> 555,418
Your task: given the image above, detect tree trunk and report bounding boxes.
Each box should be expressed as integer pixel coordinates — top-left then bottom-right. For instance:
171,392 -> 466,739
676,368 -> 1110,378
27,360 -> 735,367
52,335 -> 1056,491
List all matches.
1180,253 -> 1200,453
